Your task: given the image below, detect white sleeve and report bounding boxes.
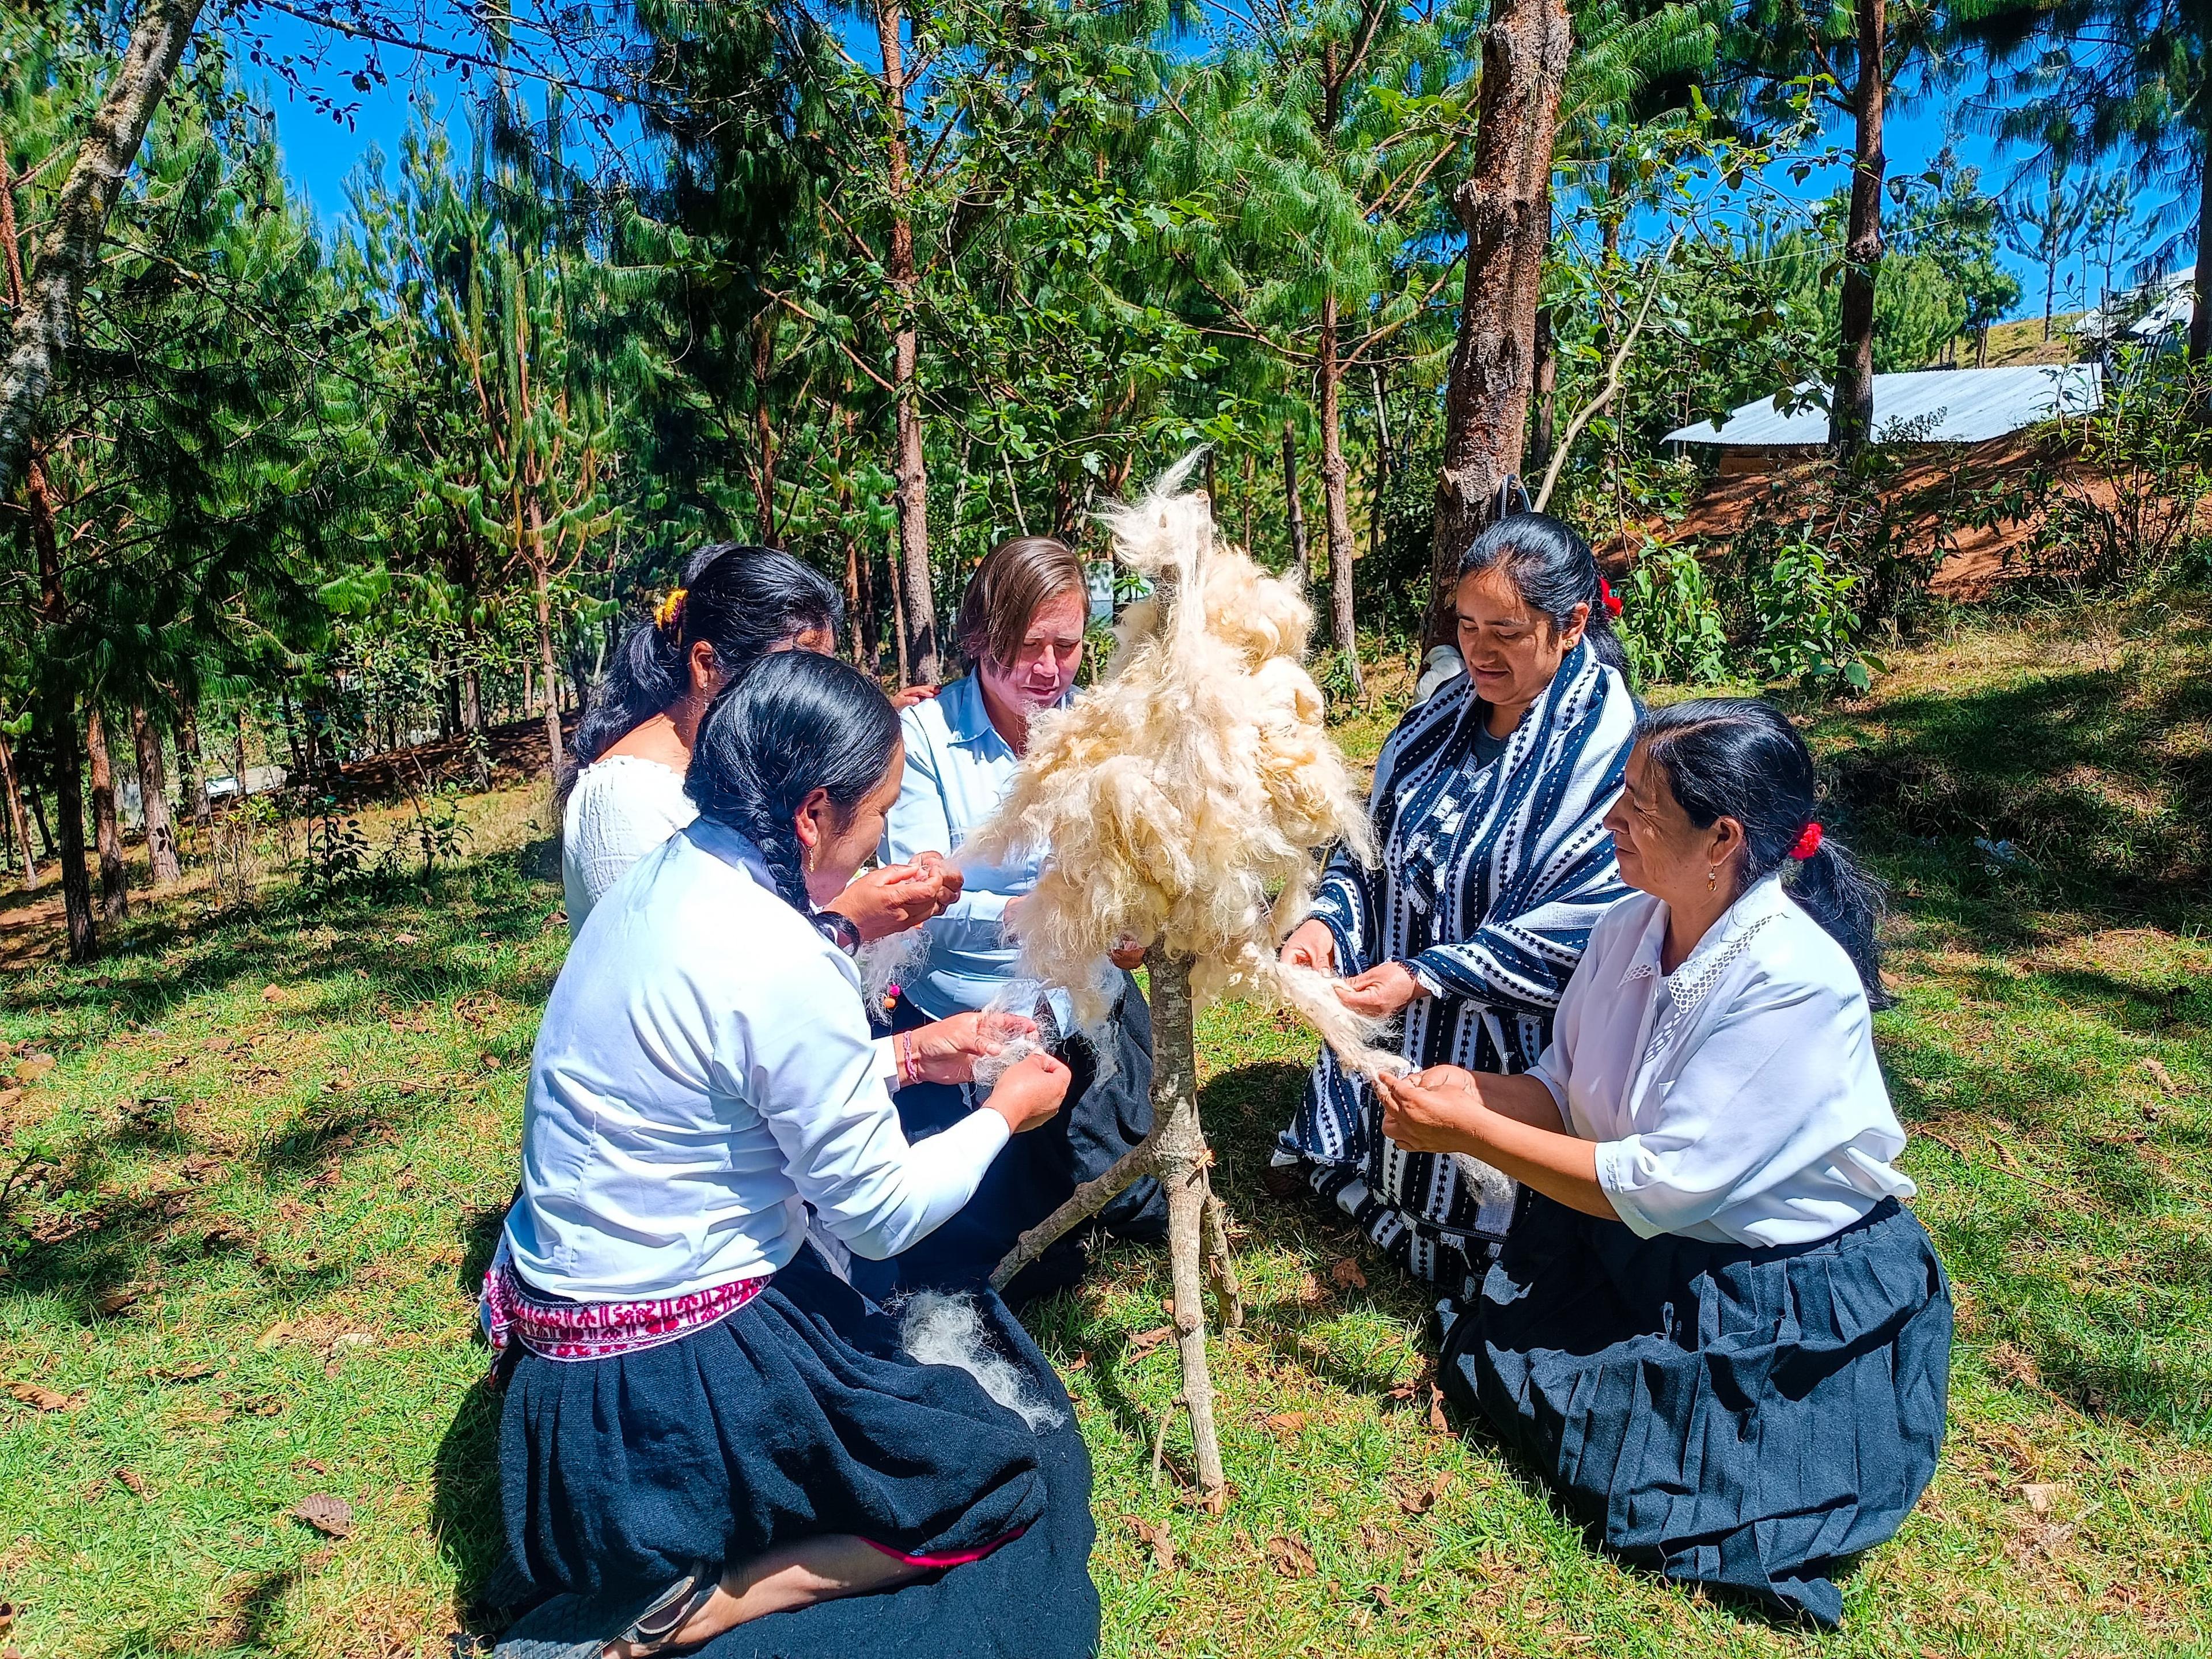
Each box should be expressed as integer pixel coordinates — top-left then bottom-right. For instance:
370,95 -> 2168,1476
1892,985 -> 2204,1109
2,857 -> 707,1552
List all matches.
569,772 -> 690,910
724,945 -> 1009,1260
1592,976 -> 1892,1239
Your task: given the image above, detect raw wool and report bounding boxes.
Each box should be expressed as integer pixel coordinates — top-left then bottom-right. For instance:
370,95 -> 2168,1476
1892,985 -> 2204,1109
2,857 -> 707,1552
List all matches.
961,454 -> 1407,1081
855,926 -> 930,1016
899,1291 -> 1066,1432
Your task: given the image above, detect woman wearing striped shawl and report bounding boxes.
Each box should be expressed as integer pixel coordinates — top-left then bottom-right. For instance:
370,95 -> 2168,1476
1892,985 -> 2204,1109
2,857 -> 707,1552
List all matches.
1277,514 -> 1639,1296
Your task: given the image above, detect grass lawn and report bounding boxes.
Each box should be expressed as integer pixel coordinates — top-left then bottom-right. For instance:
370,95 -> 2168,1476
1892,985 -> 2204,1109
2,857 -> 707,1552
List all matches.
3,594 -> 2211,1656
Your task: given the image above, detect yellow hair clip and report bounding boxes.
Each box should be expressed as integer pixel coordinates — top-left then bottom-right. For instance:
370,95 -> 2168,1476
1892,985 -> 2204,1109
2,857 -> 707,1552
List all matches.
654,586 -> 688,637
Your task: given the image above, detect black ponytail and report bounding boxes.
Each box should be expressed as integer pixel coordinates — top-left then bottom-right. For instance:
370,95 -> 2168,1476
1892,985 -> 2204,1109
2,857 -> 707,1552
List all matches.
684,650 -> 900,916
566,543 -> 843,796
1635,697 -> 1888,1002
1457,512 -> 1628,676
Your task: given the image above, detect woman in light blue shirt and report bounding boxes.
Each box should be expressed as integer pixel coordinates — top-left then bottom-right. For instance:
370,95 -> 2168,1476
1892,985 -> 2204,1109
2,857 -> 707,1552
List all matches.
858,535 -> 1164,1306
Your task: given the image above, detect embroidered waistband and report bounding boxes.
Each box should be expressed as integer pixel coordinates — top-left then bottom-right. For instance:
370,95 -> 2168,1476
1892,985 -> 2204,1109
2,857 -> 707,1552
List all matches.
481,1249 -> 770,1363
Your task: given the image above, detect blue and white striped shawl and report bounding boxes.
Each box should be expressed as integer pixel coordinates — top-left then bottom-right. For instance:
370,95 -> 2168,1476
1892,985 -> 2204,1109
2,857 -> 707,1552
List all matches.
1281,639 -> 1638,1284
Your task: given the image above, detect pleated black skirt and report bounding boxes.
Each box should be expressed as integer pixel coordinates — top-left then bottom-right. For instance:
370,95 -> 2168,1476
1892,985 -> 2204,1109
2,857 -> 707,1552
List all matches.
1440,1194 -> 1952,1628
495,1247 -> 1099,1659
853,978 -> 1163,1309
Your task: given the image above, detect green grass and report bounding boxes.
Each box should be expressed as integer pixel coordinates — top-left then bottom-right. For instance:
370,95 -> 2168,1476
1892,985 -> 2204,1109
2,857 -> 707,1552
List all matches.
4,596 -> 2212,1655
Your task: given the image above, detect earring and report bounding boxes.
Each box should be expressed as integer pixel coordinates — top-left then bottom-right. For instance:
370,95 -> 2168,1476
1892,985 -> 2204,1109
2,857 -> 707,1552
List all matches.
804,841 -> 817,875
1707,865 -> 1717,895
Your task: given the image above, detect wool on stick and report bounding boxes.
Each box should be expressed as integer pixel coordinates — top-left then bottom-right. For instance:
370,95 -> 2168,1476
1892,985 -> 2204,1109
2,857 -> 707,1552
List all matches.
960,455 -> 1406,1080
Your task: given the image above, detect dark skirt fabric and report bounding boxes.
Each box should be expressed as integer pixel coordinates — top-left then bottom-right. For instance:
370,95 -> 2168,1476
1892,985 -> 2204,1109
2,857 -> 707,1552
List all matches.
852,977 -> 1162,1309
497,1246 -> 1097,1658
1440,1194 -> 1953,1628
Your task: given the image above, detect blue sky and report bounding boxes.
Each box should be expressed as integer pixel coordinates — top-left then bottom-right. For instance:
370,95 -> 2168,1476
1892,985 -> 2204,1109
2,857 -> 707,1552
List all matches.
240,5 -> 2139,322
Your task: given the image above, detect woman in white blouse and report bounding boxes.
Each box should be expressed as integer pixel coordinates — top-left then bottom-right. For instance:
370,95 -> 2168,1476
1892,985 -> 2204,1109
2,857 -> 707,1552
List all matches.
858,536 -> 1161,1308
493,651 -> 1098,1659
1372,698 -> 1951,1629
560,541 -> 952,946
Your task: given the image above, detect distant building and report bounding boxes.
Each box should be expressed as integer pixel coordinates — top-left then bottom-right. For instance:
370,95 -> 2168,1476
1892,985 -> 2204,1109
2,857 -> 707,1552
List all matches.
2071,266 -> 2196,357
1663,365 -> 2104,474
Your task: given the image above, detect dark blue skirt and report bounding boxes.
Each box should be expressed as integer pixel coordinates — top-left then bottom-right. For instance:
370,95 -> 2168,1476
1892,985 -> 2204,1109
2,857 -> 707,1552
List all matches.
1441,1195 -> 1952,1628
852,979 -> 1163,1309
496,1248 -> 1099,1658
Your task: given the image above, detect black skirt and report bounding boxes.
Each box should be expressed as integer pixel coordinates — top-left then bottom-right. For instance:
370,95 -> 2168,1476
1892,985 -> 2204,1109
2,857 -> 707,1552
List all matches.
853,977 -> 1163,1309
495,1247 -> 1099,1658
1441,1195 -> 1952,1628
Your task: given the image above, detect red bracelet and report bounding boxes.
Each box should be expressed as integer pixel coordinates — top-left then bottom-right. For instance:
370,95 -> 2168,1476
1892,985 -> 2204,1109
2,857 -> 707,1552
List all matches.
896,1031 -> 915,1087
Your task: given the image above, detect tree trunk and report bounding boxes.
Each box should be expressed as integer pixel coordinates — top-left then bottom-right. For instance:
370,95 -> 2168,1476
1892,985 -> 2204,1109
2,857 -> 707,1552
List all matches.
888,533 -> 911,687
990,950 -> 1232,1510
1317,291 -> 1362,693
27,450 -> 89,952
1829,0 -> 1885,454
0,733 -> 37,890
1428,0 -> 1570,649
0,0 -> 205,498
2193,126 -> 2212,363
49,704 -> 93,959
86,706 -> 125,921
1368,365 -> 1393,569
529,527 -> 565,778
132,703 -> 180,884
1529,306 -> 1558,470
753,310 -> 779,541
874,0 -> 938,686
1282,419 -> 1310,589
278,680 -> 305,779
178,701 -> 210,838
30,776 -> 53,858
842,534 -> 866,666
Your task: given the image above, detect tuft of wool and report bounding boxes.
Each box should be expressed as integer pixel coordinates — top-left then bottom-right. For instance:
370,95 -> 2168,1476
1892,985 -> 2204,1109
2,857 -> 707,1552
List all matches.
961,454 -> 1404,1080
899,1291 -> 1066,1431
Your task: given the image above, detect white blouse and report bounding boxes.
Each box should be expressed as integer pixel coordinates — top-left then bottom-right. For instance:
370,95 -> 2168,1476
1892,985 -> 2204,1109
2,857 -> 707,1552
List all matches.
1527,873 -> 1915,1247
561,755 -> 698,940
507,817 -> 1011,1301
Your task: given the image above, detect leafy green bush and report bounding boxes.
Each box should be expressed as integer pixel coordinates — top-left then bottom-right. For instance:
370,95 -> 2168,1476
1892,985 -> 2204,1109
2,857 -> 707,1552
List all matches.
1617,538 -> 1731,687
1747,536 -> 1878,691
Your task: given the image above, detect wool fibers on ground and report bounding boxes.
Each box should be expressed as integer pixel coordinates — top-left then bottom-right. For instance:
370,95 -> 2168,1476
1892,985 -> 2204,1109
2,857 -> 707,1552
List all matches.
961,454 -> 1404,1080
899,1291 -> 1067,1431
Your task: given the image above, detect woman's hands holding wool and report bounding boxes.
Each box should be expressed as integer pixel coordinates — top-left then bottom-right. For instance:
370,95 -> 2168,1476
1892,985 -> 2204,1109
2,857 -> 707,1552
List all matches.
1372,1065 -> 1486,1154
828,852 -> 963,941
985,1052 -> 1071,1133
1279,919 -> 1337,974
902,1009 -> 1039,1086
1108,936 -> 1147,971
1334,960 -> 1428,1018
889,683 -> 940,710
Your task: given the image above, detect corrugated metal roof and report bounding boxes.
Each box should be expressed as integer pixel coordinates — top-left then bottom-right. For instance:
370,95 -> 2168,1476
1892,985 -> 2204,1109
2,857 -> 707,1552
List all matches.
2074,266 -> 2195,343
1664,364 -> 2103,447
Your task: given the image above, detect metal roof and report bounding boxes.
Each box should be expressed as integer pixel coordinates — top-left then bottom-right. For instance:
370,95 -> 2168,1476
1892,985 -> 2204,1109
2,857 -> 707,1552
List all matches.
1663,364 -> 2104,447
2074,266 -> 2195,344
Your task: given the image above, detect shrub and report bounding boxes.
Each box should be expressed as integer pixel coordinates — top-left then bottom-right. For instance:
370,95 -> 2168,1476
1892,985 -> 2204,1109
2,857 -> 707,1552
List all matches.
1617,538 -> 1731,687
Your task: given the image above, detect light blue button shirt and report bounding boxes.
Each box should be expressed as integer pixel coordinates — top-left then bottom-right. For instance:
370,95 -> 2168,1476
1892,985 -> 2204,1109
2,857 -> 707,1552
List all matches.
882,674 -> 1071,1022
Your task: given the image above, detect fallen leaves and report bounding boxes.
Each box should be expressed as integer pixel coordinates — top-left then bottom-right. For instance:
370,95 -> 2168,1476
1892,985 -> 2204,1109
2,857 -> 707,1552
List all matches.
1396,1469 -> 1455,1514
12,1054 -> 55,1082
255,1320 -> 296,1350
6,1381 -> 85,1412
293,1493 -> 353,1538
2141,1057 -> 2188,1096
1127,1325 -> 1175,1356
260,985 -> 286,1004
1261,1411 -> 1307,1441
2020,1482 -> 2061,1516
92,1288 -> 140,1318
113,1468 -> 150,1500
1265,1535 -> 1317,1578
1123,1514 -> 1176,1573
1330,1257 -> 1368,1291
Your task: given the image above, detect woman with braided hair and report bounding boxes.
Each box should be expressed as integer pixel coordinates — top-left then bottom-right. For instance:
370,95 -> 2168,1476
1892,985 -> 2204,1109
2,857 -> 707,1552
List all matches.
493,650 -> 1098,1659
1374,698 -> 1951,1627
560,541 -> 949,946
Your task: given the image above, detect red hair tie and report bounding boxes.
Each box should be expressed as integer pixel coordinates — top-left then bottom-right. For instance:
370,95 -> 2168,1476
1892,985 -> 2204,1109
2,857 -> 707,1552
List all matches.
1597,575 -> 1623,618
1789,821 -> 1824,860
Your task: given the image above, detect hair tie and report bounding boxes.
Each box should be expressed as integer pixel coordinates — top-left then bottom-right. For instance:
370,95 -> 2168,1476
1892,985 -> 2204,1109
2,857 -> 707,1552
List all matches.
1789,821 -> 1824,860
654,586 -> 689,639
1596,575 -> 1623,618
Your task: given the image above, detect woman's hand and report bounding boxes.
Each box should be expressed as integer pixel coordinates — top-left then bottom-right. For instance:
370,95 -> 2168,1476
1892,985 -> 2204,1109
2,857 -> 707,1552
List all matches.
1334,961 -> 1427,1018
1373,1066 -> 1486,1154
984,1052 -> 1070,1134
891,683 -> 940,710
1279,919 -> 1336,974
1109,935 -> 1147,971
901,1009 -> 1040,1086
826,855 -> 963,941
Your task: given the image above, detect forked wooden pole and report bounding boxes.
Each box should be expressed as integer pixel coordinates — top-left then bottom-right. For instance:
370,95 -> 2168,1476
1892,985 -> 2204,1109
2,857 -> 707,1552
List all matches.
990,946 -> 1230,1510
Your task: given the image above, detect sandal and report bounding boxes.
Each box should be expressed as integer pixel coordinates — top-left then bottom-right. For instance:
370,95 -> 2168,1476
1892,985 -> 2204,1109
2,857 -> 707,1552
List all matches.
606,1560 -> 721,1656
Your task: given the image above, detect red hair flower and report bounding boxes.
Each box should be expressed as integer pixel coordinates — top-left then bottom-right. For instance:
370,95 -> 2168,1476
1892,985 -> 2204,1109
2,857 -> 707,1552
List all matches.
1789,821 -> 1824,860
1597,575 -> 1623,618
